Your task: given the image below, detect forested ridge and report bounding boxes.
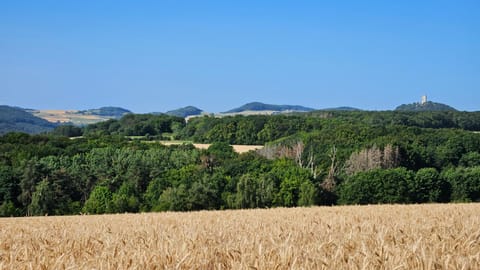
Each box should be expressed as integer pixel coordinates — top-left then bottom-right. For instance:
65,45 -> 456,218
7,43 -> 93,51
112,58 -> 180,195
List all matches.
1,110 -> 480,216
224,102 -> 315,113
0,106 -> 58,135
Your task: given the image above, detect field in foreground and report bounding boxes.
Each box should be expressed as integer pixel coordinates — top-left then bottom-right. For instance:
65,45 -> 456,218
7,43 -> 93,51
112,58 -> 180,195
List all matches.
0,204 -> 479,269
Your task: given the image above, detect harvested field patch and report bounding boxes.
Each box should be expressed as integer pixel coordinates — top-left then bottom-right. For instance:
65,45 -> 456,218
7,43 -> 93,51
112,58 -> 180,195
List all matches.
31,110 -> 112,125
160,141 -> 263,153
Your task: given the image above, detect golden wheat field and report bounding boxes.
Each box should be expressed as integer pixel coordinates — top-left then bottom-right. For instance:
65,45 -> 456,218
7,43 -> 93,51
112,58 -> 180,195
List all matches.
0,204 -> 479,270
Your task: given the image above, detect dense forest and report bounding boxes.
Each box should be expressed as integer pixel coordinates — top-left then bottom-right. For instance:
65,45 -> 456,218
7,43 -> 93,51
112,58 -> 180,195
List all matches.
1,110 -> 480,216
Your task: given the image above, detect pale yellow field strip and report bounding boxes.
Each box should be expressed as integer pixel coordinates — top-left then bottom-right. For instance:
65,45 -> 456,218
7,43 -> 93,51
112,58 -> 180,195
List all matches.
160,141 -> 264,153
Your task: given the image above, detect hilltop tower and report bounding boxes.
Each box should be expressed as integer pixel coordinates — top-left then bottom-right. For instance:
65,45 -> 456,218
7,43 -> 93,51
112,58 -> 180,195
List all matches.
421,95 -> 427,105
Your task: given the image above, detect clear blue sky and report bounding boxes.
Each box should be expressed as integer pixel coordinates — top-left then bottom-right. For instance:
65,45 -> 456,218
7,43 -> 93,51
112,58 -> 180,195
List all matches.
1,1 -> 479,112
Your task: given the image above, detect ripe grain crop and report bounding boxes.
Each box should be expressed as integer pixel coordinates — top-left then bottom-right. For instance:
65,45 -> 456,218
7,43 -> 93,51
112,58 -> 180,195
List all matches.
0,204 -> 479,269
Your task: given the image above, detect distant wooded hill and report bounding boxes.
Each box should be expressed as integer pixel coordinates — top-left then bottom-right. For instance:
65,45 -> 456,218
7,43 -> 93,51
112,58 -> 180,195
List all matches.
224,102 -> 316,113
78,107 -> 131,118
0,106 -> 57,134
320,106 -> 361,111
165,106 -> 204,118
395,101 -> 457,112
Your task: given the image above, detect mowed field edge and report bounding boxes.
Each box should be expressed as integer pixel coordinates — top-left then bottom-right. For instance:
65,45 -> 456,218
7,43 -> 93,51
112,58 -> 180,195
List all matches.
0,204 -> 479,269
159,141 -> 263,153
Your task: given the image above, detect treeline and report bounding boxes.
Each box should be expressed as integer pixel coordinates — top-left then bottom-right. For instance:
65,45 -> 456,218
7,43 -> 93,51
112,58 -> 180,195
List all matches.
52,111 -> 480,144
339,167 -> 480,204
181,111 -> 480,144
321,110 -> 480,130
1,112 -> 480,216
51,114 -> 185,138
83,114 -> 185,137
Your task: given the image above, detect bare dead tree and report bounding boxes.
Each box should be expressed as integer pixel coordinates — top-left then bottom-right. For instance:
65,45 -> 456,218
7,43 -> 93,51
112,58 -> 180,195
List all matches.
257,140 -> 320,179
306,149 -> 319,179
293,141 -> 305,168
321,145 -> 337,192
257,145 -> 277,160
344,144 -> 401,175
366,144 -> 382,170
383,144 -> 401,169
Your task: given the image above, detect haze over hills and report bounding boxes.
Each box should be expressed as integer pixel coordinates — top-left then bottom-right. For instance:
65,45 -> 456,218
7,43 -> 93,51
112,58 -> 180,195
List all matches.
157,102 -> 362,117
0,97 -> 472,134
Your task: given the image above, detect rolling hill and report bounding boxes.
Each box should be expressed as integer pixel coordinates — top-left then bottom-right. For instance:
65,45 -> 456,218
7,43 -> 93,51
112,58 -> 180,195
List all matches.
224,102 -> 316,114
395,101 -> 457,112
28,107 -> 131,126
165,106 -> 204,118
77,107 -> 131,118
320,106 -> 361,111
0,105 -> 57,134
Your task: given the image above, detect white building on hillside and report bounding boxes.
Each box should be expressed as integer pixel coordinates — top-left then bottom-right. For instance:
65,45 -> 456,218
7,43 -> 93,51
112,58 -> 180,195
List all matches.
421,95 -> 427,105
